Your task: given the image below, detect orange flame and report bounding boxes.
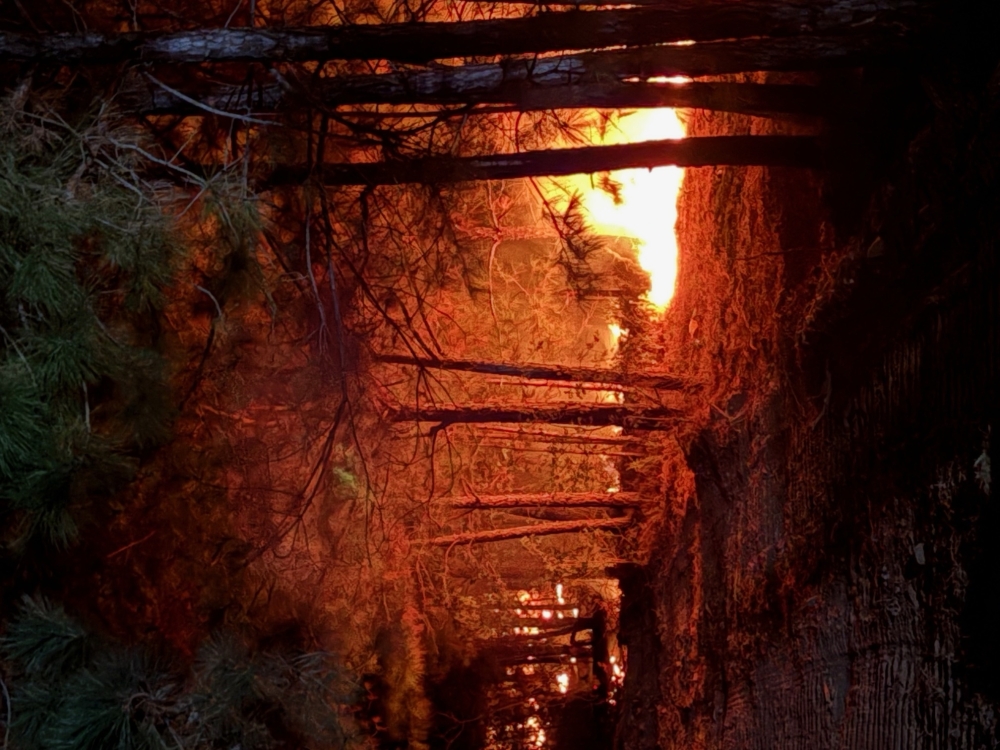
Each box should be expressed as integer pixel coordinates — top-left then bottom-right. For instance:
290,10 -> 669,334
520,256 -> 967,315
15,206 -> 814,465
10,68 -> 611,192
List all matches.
554,108 -> 687,311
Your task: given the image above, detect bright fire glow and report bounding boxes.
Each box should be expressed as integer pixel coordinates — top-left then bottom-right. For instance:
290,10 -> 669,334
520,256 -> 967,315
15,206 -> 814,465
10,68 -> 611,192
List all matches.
554,108 -> 687,311
556,673 -> 570,694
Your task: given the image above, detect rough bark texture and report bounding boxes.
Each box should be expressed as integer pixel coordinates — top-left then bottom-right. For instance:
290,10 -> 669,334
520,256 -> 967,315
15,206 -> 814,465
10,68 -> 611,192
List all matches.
502,618 -> 597,642
496,643 -> 594,665
127,77 -> 836,117
261,137 -> 821,187
391,404 -> 679,430
234,34 -> 914,108
477,0 -> 915,8
0,1 -> 923,65
508,81 -> 835,117
427,516 -> 630,546
443,491 -> 640,509
377,353 -> 685,389
479,428 -> 640,447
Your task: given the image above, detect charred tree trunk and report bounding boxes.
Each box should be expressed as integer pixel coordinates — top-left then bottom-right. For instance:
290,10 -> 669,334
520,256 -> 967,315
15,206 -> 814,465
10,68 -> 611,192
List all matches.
391,403 -> 679,430
427,516 -> 630,546
262,136 -> 821,188
129,77 -> 839,118
302,34 -> 910,97
480,444 -> 643,458
517,603 -> 582,611
128,31 -> 913,116
377,353 -> 684,390
443,491 -> 640,509
496,643 -> 594,666
504,618 -> 596,642
468,0 -> 920,18
0,2 -> 922,65
376,354 -> 684,391
480,426 -> 641,447
505,508 -> 596,521
509,81 -> 836,117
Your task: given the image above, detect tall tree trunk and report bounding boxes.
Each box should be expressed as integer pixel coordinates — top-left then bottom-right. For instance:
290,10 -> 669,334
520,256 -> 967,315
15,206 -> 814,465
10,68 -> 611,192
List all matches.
0,1 -> 921,65
391,404 -> 679,429
427,516 -> 630,546
503,618 -> 596,642
517,603 -> 580,611
480,426 -> 640,446
505,507 -> 597,521
262,136 -> 821,188
479,444 -> 643,458
471,0 -> 918,12
442,491 -> 640,509
508,81 -> 836,117
308,34 -> 910,99
129,77 -> 839,117
127,32 -> 913,116
496,643 -> 594,666
377,353 -> 684,390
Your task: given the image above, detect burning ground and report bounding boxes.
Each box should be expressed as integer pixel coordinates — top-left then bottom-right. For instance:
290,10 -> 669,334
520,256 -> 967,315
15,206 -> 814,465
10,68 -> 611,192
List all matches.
615,62 -> 1000,750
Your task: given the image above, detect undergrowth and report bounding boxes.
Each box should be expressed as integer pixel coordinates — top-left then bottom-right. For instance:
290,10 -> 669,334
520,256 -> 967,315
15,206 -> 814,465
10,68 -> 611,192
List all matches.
0,92 -> 178,548
1,597 -> 361,750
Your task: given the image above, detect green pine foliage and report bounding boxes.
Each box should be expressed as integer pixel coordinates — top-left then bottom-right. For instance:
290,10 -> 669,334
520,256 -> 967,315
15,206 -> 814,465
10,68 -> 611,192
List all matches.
39,651 -> 174,750
0,597 -> 88,678
0,95 -> 179,547
1,598 -> 362,750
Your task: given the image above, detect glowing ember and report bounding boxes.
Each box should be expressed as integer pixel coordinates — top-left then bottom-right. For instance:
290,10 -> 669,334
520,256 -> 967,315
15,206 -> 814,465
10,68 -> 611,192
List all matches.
556,672 -> 570,694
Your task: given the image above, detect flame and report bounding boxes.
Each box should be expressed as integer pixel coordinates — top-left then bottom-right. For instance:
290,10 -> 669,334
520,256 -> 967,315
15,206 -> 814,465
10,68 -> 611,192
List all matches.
556,108 -> 687,311
556,672 -> 570,694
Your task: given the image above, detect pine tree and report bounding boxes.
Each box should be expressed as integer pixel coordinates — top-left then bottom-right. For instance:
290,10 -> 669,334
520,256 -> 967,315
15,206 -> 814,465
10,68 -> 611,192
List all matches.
0,92 -> 179,547
1,598 -> 362,750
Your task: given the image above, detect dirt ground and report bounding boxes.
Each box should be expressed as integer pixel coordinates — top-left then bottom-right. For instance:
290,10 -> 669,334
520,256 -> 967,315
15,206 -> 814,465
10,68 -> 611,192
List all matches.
615,50 -> 1000,750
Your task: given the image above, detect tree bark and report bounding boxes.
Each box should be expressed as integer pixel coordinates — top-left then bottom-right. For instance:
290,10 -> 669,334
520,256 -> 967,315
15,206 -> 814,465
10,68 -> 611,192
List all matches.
443,491 -> 640,509
261,136 -> 821,188
127,30 -> 912,116
480,426 -> 640,446
496,643 -> 594,665
129,77 -> 836,118
472,0 -> 916,11
376,353 -> 685,389
509,81 -> 836,117
309,34 -> 910,99
0,1 -> 920,65
480,444 -> 643,458
427,516 -> 629,546
391,403 -> 679,430
517,603 -> 579,610
504,618 -> 596,642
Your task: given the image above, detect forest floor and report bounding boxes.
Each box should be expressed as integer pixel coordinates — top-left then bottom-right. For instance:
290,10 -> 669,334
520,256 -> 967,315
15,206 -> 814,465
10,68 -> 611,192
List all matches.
615,45 -> 1000,750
